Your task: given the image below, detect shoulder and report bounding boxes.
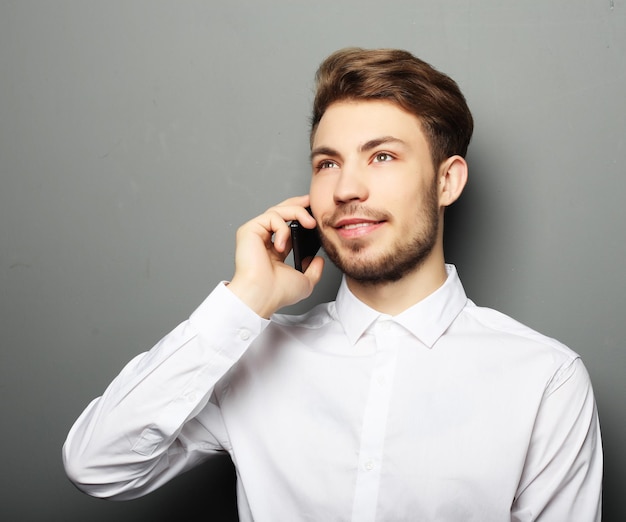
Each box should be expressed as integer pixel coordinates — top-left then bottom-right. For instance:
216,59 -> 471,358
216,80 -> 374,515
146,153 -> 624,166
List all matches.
269,301 -> 337,330
461,299 -> 579,358
455,301 -> 592,397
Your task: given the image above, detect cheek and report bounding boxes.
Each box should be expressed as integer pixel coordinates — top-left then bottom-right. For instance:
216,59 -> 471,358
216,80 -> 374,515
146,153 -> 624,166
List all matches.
388,183 -> 431,220
308,176 -> 332,213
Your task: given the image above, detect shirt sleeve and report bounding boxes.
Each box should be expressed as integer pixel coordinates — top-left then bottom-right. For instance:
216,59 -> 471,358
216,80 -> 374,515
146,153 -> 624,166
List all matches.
62,282 -> 269,500
511,357 -> 603,522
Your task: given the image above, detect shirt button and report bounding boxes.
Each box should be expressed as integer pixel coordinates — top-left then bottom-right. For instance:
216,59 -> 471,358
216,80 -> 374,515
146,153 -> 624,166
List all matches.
377,375 -> 386,387
239,328 -> 251,341
365,460 -> 375,471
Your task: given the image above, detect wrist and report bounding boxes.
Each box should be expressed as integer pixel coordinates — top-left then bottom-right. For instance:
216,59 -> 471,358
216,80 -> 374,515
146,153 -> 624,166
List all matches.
226,278 -> 276,319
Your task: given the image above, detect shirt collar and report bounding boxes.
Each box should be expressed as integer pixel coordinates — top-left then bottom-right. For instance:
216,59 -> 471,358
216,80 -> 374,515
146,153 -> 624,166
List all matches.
334,264 -> 468,348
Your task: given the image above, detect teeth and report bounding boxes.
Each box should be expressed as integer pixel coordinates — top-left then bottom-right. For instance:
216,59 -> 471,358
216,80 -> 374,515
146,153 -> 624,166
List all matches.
342,222 -> 373,230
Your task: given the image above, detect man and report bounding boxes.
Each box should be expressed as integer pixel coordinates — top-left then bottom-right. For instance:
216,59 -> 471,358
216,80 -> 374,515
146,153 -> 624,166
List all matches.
63,48 -> 602,521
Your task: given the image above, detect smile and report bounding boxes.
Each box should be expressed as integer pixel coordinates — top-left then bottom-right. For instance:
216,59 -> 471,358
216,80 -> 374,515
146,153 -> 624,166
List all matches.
333,218 -> 385,239
340,222 -> 380,230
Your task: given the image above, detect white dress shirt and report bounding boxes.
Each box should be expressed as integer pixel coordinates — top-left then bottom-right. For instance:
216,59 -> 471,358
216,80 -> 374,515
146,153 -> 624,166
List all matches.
63,265 -> 602,521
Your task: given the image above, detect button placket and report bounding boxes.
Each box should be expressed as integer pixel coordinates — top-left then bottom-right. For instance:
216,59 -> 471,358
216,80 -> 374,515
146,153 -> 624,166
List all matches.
351,319 -> 399,521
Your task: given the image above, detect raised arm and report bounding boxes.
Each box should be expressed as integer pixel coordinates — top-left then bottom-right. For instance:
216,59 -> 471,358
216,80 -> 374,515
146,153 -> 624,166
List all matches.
62,196 -> 324,499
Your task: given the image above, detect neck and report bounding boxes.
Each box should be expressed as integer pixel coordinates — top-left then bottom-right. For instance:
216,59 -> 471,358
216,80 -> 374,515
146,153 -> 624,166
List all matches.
346,250 -> 448,315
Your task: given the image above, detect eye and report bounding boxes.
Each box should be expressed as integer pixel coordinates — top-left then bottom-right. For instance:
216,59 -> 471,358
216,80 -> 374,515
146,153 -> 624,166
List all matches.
373,152 -> 394,163
317,159 -> 339,170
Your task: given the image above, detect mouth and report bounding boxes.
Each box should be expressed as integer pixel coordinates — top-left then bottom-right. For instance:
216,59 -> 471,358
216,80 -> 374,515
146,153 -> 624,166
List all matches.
332,217 -> 386,238
335,218 -> 383,229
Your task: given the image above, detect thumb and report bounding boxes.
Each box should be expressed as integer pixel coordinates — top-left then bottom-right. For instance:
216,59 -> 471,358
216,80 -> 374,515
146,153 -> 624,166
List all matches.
303,256 -> 325,291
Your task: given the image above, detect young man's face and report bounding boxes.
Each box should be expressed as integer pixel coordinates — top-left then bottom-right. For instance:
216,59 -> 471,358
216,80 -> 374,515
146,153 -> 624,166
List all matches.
309,100 -> 442,284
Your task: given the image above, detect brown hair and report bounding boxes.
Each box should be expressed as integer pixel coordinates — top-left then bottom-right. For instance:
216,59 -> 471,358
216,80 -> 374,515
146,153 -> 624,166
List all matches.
310,48 -> 473,168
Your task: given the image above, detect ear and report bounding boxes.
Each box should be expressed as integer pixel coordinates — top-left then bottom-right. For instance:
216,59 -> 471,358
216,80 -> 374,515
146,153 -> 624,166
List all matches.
438,155 -> 468,208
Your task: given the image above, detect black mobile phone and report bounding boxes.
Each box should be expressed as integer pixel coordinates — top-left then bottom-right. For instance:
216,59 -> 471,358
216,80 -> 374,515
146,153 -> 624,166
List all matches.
290,207 -> 321,272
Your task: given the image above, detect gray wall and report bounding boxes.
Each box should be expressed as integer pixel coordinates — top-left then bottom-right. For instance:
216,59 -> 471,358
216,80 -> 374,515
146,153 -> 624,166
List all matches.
1,1 -> 624,520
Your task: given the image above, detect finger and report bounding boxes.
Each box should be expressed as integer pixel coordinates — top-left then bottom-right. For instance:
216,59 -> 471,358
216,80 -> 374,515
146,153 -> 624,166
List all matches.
281,233 -> 293,260
269,197 -> 317,229
264,212 -> 292,253
302,256 -> 325,286
275,194 -> 310,209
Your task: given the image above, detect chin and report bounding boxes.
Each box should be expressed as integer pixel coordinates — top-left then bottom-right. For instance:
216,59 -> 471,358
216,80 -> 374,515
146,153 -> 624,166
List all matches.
321,230 -> 437,284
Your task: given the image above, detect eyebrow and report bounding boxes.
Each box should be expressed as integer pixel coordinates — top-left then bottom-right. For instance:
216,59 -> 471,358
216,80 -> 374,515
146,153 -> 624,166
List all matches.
309,146 -> 339,162
310,136 -> 408,162
360,136 -> 408,152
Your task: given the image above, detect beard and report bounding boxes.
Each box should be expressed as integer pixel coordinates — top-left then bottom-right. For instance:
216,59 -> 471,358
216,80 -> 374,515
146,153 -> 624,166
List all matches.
318,180 -> 440,285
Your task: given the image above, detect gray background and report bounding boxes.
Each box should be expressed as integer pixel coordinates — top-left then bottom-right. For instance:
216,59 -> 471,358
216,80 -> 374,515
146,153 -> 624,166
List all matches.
1,1 -> 624,520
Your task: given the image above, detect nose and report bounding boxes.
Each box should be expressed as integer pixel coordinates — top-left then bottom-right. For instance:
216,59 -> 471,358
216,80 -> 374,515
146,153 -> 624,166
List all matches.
333,161 -> 369,204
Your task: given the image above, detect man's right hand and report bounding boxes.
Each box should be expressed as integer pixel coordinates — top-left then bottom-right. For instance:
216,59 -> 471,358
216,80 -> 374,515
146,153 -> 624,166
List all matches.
227,195 -> 324,318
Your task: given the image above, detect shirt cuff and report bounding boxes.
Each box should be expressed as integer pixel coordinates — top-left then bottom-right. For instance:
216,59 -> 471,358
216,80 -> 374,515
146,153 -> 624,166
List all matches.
189,282 -> 270,354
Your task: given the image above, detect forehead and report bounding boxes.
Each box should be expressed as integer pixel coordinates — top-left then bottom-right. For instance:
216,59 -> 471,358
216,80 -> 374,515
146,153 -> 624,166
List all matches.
311,100 -> 424,150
